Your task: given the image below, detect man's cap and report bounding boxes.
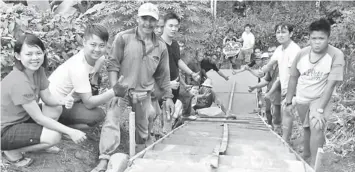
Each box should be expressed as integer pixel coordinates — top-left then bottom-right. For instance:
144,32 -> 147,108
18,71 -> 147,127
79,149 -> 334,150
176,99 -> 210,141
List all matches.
256,52 -> 269,59
261,52 -> 269,58
202,78 -> 213,88
138,3 -> 159,20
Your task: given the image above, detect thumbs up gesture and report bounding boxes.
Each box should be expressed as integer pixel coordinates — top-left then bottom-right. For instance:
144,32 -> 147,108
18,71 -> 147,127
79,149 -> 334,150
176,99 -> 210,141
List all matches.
63,90 -> 75,109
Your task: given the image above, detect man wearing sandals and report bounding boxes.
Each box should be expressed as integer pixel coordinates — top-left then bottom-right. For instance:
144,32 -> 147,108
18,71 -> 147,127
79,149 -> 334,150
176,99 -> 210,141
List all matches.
91,3 -> 175,172
284,19 -> 344,166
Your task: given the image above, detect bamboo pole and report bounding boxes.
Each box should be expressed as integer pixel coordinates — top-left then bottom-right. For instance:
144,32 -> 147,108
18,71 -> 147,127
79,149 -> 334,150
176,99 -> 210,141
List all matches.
314,148 -> 324,172
227,81 -> 236,112
128,107 -> 135,158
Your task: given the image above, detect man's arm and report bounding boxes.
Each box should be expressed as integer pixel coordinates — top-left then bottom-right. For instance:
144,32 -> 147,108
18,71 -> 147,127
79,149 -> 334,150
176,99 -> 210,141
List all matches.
267,79 -> 281,95
250,79 -> 269,89
178,59 -> 195,76
260,53 -> 278,73
154,48 -> 173,100
107,34 -> 125,88
217,70 -> 229,80
285,55 -> 301,104
318,51 -> 345,109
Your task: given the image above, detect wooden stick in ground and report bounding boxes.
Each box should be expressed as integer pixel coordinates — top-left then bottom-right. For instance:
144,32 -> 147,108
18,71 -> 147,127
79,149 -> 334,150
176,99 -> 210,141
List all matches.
128,107 -> 135,158
219,123 -> 229,155
314,148 -> 324,172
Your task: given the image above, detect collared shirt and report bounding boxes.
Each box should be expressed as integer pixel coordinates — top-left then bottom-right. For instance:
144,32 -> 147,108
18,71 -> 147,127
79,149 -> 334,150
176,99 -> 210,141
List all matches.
241,32 -> 255,50
107,27 -> 173,99
1,67 -> 49,133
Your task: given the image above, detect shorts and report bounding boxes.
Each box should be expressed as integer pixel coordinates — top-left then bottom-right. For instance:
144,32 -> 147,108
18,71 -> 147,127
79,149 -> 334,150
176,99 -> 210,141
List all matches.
238,49 -> 253,63
295,98 -> 332,128
1,118 -> 43,150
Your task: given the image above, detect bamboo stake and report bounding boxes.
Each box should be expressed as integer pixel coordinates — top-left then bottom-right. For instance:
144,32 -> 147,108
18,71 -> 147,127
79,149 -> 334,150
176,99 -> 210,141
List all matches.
314,148 -> 324,172
128,107 -> 135,158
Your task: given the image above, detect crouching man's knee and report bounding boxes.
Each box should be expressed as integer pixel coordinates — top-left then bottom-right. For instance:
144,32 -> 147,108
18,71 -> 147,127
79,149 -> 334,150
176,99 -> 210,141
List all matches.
42,104 -> 63,120
40,128 -> 62,146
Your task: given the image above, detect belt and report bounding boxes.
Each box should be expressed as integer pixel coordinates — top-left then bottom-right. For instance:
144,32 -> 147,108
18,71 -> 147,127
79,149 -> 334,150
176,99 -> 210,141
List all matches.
128,90 -> 149,104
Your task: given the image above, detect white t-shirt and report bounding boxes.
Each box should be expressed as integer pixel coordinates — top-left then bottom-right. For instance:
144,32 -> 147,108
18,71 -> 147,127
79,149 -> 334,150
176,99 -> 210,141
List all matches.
241,32 -> 255,50
269,41 -> 301,95
291,45 -> 344,104
48,50 -> 105,99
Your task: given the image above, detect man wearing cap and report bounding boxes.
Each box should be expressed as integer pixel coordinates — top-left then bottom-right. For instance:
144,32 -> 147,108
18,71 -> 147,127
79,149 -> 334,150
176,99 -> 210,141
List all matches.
191,79 -> 227,113
91,3 -> 175,172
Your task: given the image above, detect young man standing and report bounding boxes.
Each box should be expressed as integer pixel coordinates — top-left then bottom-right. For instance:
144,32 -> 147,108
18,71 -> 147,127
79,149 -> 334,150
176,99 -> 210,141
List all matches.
160,12 -> 200,103
284,19 -> 344,166
45,24 -> 128,129
91,3 -> 175,172
258,23 -> 301,142
237,24 -> 255,64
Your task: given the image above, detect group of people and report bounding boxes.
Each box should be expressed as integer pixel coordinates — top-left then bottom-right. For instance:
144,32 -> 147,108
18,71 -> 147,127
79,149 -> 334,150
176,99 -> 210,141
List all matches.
244,19 -> 344,167
0,2 -> 345,171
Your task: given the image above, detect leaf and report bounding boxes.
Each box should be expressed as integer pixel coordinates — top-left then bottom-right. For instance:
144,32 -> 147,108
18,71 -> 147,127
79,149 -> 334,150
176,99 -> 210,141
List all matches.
80,2 -> 107,18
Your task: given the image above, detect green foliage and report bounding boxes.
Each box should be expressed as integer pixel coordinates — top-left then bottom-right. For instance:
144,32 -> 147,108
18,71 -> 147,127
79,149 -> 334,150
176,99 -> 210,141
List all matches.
1,3 -> 88,77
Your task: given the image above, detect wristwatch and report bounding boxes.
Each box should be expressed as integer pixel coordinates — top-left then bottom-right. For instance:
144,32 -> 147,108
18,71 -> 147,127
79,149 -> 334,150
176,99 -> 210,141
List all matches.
285,102 -> 292,106
317,108 -> 324,114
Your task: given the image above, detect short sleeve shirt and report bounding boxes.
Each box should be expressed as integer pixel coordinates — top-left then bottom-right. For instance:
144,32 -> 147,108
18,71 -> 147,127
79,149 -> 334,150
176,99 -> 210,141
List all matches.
48,50 -> 98,99
1,67 -> 49,132
201,59 -> 219,72
167,40 -> 181,81
291,45 -> 345,103
269,41 -> 301,95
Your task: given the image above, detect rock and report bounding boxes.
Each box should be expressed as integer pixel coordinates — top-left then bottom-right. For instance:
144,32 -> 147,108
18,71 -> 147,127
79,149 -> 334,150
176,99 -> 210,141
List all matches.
332,157 -> 341,163
334,147 -> 343,154
106,153 -> 129,172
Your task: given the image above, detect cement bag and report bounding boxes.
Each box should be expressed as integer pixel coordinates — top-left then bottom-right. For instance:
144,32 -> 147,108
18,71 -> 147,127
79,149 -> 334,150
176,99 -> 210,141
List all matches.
196,106 -> 225,117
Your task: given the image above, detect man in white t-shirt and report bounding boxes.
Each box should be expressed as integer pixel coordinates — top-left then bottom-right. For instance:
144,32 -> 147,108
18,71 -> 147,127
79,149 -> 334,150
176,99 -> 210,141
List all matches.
237,24 -> 255,64
43,24 -> 128,129
284,19 -> 344,166
257,23 -> 301,142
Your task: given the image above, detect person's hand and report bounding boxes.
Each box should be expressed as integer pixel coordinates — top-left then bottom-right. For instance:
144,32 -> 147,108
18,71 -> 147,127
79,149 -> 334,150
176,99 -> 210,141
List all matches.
113,76 -> 129,97
224,76 -> 229,81
248,86 -> 255,93
170,78 -> 180,90
256,70 -> 264,78
282,101 -> 294,117
310,111 -> 326,130
63,90 -> 75,109
69,129 -> 87,144
185,84 -> 193,91
191,72 -> 200,82
264,92 -> 271,100
164,98 -> 175,120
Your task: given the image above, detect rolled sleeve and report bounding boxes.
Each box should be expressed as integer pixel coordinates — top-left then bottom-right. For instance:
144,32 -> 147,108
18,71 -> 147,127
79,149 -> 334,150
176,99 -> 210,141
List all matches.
328,51 -> 345,81
107,34 -> 125,72
154,48 -> 173,99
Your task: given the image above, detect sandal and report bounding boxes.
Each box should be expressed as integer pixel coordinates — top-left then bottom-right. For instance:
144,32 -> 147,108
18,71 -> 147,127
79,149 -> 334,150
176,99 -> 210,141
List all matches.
2,152 -> 34,167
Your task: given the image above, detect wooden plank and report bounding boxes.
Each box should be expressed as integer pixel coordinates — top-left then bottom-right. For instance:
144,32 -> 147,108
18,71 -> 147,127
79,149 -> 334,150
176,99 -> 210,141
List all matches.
128,123 -> 187,166
219,124 -> 228,155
